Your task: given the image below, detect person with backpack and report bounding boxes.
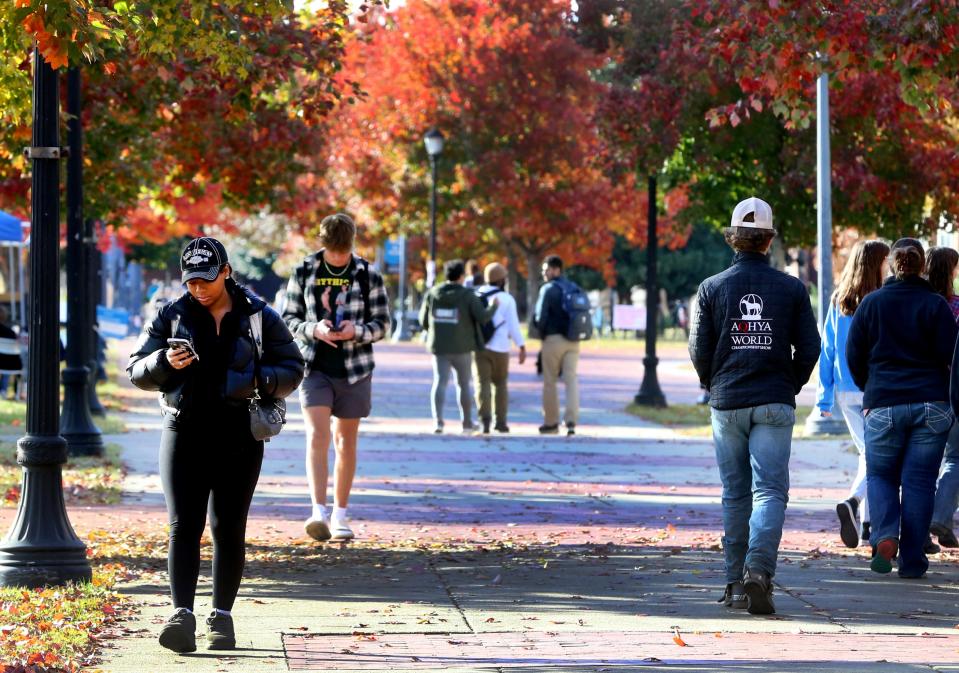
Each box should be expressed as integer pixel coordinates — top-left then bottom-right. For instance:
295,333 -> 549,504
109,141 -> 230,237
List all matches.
282,213 -> 392,543
688,197 -> 819,615
533,254 -> 592,436
474,262 -> 526,434
127,237 -> 304,653
419,259 -> 498,434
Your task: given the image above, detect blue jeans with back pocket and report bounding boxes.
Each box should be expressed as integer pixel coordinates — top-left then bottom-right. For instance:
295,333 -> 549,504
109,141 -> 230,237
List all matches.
711,403 -> 795,583
864,402 -> 952,577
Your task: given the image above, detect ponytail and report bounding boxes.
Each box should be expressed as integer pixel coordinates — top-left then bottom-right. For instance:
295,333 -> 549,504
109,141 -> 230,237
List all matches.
889,238 -> 925,279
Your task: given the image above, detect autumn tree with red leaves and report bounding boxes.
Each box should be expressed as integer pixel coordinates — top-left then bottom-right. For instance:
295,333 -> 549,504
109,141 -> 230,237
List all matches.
324,0 -> 664,310
0,2 -> 377,251
674,0 -> 959,241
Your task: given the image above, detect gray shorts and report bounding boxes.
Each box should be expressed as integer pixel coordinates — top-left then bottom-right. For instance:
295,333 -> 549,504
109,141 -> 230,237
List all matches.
299,371 -> 372,418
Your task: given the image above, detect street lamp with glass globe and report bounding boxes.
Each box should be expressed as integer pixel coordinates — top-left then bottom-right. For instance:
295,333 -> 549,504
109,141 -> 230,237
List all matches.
423,127 -> 444,287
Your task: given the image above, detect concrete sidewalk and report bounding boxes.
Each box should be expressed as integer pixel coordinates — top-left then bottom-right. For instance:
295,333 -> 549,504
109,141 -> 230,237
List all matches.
42,341 -> 959,671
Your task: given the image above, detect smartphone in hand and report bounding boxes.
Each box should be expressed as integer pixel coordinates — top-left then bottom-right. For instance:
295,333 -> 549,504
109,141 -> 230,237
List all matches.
167,337 -> 199,361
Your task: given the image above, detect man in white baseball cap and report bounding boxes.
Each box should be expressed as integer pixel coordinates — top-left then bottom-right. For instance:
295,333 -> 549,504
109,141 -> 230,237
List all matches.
730,197 -> 774,230
688,196 -> 819,616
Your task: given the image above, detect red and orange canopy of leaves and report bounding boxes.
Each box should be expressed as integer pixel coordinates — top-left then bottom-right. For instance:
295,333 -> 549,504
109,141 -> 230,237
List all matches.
683,0 -> 959,234
323,0 -> 686,284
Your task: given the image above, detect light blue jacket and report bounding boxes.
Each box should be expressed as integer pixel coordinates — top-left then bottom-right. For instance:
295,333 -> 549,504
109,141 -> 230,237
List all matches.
816,301 -> 862,412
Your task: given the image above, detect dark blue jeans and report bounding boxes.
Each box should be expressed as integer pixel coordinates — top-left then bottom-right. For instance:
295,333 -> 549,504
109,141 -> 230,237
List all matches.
864,402 -> 952,578
711,403 -> 795,583
931,420 -> 959,529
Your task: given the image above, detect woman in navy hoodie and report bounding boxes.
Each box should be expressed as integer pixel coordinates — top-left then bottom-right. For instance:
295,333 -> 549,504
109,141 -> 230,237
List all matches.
846,238 -> 958,578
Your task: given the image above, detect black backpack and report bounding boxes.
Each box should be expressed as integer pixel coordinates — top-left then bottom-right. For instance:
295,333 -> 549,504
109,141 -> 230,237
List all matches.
554,278 -> 593,341
477,287 -> 504,344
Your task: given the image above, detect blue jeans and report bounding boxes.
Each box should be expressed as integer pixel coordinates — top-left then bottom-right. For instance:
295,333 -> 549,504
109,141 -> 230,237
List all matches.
931,420 -> 959,530
865,402 -> 952,578
711,403 -> 795,583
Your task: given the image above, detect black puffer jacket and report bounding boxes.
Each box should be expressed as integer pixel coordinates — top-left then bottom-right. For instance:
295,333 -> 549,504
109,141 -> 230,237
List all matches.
688,252 -> 820,410
127,282 -> 304,419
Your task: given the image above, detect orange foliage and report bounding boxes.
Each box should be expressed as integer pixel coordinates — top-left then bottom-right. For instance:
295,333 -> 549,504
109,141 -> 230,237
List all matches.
321,0 -> 670,282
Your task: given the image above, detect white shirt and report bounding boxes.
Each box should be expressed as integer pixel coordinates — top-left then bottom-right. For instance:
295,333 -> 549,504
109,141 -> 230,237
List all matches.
476,284 -> 525,354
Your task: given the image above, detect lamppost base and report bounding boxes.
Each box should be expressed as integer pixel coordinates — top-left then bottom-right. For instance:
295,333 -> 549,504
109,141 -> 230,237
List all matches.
0,453 -> 91,588
391,311 -> 413,342
634,355 -> 667,408
61,366 -> 103,456
87,359 -> 105,417
803,410 -> 848,436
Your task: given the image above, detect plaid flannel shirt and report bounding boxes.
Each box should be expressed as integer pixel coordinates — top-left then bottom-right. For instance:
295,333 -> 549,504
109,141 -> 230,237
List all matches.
282,252 -> 391,384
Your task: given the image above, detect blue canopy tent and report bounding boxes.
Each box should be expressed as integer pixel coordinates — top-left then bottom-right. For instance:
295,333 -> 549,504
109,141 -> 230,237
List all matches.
0,210 -> 27,330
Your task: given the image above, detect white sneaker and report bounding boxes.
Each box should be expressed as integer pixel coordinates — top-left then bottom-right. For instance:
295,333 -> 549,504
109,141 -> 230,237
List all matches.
330,513 -> 355,541
304,512 -> 331,542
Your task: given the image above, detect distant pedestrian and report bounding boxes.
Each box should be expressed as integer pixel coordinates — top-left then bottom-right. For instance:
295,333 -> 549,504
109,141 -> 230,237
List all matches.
688,197 -> 819,615
533,255 -> 582,436
283,213 -> 392,543
128,238 -> 304,653
816,240 -> 889,549
926,246 -> 959,549
464,259 -> 484,289
0,305 -> 22,398
419,259 -> 498,433
474,262 -> 526,434
847,238 -> 958,578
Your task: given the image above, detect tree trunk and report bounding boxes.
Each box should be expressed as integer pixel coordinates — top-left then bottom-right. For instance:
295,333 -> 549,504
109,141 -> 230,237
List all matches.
506,244 -> 522,319
525,247 -> 542,333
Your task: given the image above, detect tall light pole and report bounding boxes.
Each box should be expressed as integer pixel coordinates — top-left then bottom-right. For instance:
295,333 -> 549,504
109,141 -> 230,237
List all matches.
805,66 -> 845,435
0,49 -> 92,587
61,66 -> 103,456
424,127 -> 444,288
391,234 -> 413,342
634,174 -> 667,408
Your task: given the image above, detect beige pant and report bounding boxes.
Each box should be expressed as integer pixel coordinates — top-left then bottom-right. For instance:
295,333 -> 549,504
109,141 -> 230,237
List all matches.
474,350 -> 510,427
541,334 -> 580,426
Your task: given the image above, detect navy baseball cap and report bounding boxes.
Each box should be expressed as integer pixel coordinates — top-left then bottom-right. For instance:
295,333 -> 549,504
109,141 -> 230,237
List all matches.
180,237 -> 228,283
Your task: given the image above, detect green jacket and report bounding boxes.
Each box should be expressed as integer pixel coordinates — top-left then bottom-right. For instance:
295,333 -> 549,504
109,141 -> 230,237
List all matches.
419,282 -> 497,354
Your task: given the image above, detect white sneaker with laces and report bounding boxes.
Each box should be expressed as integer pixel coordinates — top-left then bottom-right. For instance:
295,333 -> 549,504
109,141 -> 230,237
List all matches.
304,511 -> 331,542
330,513 -> 355,541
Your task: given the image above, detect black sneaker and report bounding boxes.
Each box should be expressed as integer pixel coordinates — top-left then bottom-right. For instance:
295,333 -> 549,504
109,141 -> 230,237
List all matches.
494,424 -> 510,434
158,608 -> 197,653
206,610 -> 236,650
923,536 -> 941,555
717,581 -> 747,609
931,523 -> 959,548
566,423 -> 576,437
482,419 -> 491,434
861,521 -> 871,543
742,567 -> 775,615
836,498 -> 860,549
538,424 -> 559,435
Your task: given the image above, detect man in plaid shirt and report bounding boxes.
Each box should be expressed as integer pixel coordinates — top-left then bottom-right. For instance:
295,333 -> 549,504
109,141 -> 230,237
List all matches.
282,213 -> 391,542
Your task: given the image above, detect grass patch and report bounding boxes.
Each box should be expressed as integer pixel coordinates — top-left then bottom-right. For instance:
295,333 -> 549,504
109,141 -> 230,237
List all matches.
0,397 -> 126,435
625,402 -> 830,439
0,443 -> 126,507
0,564 -> 134,672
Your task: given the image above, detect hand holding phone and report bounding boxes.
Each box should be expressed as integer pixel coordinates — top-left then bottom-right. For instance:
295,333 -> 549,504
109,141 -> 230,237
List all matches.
167,337 -> 198,365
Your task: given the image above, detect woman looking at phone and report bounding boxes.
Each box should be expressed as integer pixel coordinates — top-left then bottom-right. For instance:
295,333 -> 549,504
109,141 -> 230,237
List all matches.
128,237 -> 304,653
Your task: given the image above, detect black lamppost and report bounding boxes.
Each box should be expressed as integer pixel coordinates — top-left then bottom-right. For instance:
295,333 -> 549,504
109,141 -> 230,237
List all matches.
0,49 -> 92,587
61,67 -> 103,456
86,227 -> 105,418
634,174 -> 667,408
423,127 -> 444,287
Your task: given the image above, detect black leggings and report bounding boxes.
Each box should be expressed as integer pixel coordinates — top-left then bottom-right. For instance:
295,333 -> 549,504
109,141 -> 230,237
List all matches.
159,416 -> 263,612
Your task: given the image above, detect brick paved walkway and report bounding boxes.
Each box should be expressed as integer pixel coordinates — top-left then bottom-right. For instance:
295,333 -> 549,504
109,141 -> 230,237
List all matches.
8,340 -> 953,673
